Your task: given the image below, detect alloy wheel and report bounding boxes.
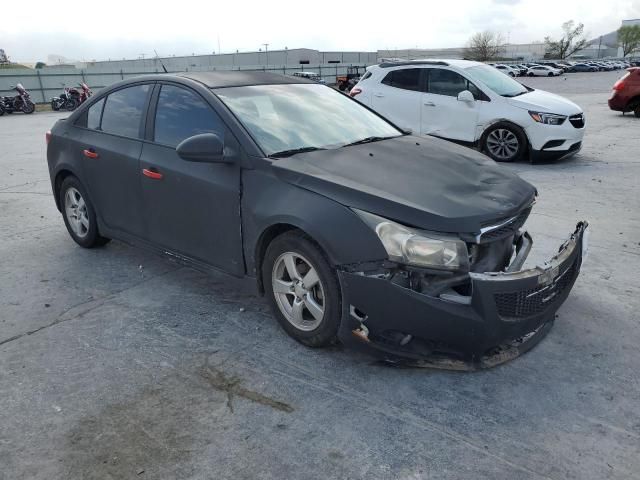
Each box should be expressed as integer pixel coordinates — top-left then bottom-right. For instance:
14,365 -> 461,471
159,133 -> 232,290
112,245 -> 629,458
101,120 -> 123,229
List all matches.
486,129 -> 519,160
64,187 -> 90,238
271,251 -> 325,331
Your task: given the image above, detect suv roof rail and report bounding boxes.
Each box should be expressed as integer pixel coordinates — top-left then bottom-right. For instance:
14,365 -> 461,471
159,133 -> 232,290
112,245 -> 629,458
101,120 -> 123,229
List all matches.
378,60 -> 449,68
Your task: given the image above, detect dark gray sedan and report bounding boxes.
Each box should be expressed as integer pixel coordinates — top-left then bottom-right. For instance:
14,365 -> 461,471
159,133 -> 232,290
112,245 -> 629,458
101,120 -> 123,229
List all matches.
46,72 -> 588,369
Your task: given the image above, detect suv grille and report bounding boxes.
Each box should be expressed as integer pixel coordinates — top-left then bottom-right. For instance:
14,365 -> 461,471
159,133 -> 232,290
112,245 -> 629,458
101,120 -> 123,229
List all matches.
569,114 -> 585,128
478,207 -> 531,243
494,260 -> 579,321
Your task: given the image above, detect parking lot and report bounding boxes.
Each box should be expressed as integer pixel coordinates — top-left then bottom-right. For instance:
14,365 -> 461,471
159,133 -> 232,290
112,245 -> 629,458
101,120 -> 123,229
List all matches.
1,70 -> 639,479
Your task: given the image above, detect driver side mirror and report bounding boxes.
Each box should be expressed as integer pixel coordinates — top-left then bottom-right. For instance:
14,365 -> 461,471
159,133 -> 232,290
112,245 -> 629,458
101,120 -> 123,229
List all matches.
176,133 -> 231,164
457,90 -> 475,103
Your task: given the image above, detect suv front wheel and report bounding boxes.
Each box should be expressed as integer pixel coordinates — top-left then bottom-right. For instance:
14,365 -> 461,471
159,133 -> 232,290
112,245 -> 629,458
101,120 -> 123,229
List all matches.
482,123 -> 526,162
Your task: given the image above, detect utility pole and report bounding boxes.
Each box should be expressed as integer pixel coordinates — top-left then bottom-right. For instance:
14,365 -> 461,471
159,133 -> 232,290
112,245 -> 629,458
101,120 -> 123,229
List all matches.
597,36 -> 602,59
262,43 -> 269,65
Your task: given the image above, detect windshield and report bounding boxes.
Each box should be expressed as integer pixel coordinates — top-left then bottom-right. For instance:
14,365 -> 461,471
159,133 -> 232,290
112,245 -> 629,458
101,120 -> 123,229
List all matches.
465,65 -> 529,97
214,84 -> 401,156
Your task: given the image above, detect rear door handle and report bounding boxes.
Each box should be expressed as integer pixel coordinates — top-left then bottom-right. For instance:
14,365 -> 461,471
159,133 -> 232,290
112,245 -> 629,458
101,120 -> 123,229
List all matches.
373,93 -> 384,98
142,168 -> 163,180
423,101 -> 436,107
83,148 -> 98,159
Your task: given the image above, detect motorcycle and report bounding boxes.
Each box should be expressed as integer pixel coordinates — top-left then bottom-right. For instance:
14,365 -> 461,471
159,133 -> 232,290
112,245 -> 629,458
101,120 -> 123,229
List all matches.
51,82 -> 92,111
1,83 -> 35,114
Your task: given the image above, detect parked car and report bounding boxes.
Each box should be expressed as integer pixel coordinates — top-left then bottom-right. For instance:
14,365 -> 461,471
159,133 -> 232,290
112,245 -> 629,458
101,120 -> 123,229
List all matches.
45,72 -> 588,369
571,63 -> 598,72
527,65 -> 563,77
494,64 -> 517,77
291,71 -> 326,84
351,59 -> 585,162
608,67 -> 640,117
540,62 -> 567,72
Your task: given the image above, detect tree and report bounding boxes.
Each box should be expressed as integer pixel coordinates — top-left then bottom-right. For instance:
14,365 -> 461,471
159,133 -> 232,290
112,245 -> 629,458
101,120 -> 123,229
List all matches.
465,31 -> 504,61
35,62 -> 46,69
544,21 -> 588,59
618,25 -> 640,57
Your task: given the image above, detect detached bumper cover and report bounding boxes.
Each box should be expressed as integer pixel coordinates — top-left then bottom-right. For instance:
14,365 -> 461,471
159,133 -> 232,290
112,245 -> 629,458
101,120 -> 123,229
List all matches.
338,222 -> 588,370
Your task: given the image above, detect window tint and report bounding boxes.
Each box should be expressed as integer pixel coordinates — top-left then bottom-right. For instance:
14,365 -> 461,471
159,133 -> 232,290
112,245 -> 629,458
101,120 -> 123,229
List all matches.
87,98 -> 104,130
381,68 -> 422,91
360,71 -> 372,81
154,85 -> 222,147
428,69 -> 470,97
101,84 -> 150,138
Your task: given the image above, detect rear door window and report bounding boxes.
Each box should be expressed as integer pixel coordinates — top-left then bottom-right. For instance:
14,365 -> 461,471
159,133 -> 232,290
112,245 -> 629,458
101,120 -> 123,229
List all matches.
381,68 -> 422,92
101,84 -> 151,138
153,84 -> 223,148
87,98 -> 105,130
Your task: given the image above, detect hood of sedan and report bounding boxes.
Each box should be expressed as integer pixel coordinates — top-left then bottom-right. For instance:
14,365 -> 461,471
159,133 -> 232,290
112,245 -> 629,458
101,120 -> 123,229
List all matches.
270,135 -> 536,234
507,89 -> 583,115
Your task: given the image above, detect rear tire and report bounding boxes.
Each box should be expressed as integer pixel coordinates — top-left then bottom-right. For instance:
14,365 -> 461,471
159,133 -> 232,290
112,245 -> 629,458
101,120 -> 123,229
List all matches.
59,176 -> 110,248
65,98 -> 79,111
528,72 -> 534,77
482,122 -> 527,163
263,230 -> 341,347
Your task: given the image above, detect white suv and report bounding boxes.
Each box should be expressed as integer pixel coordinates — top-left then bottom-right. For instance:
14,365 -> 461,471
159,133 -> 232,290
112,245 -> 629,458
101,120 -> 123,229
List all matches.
351,59 -> 585,162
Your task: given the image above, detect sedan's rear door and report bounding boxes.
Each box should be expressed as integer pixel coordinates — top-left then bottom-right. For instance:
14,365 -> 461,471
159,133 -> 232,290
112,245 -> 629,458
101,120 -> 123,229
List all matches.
139,83 -> 243,275
80,83 -> 153,238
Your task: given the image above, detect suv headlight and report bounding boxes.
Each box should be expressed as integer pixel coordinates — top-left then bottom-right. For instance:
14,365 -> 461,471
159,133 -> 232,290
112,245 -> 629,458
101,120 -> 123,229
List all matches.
354,209 -> 469,271
529,111 -> 567,125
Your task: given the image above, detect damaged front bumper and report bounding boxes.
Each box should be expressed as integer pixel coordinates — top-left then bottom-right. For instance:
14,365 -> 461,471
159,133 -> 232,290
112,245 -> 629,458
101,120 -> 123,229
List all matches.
337,222 -> 588,370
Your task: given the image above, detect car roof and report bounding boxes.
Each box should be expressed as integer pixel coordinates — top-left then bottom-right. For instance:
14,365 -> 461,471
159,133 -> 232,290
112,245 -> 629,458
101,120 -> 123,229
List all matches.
175,71 -> 314,88
375,58 -> 485,70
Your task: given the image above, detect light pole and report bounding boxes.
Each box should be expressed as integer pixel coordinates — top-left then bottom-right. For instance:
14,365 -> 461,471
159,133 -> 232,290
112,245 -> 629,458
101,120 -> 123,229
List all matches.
262,43 -> 269,66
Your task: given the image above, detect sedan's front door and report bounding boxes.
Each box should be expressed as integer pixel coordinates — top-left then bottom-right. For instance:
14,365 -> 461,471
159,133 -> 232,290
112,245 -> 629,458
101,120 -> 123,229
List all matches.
139,83 -> 243,275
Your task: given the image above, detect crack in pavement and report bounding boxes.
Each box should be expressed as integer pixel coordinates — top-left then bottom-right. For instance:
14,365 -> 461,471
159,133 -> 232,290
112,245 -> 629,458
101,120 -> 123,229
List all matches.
0,267 -> 183,348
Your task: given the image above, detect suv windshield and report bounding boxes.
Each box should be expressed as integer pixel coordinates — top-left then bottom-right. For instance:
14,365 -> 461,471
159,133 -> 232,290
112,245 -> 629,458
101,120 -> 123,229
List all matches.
465,65 -> 529,97
214,84 -> 401,156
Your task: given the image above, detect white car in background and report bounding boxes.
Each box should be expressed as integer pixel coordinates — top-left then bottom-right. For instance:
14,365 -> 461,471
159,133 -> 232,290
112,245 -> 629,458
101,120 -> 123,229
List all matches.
494,64 -> 518,77
527,65 -> 563,77
350,59 -> 585,162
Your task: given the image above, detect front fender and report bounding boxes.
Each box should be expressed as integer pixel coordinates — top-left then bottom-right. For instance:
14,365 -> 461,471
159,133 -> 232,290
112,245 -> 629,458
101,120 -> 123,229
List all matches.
242,168 -> 387,276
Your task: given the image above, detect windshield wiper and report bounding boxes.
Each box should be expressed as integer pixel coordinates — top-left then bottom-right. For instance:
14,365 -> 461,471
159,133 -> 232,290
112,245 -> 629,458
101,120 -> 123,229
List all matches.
503,91 -> 528,98
341,136 -> 392,148
268,146 -> 326,158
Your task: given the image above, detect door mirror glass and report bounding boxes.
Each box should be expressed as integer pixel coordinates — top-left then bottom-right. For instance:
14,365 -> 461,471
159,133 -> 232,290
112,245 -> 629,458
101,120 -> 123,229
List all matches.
457,90 -> 475,103
176,133 -> 229,163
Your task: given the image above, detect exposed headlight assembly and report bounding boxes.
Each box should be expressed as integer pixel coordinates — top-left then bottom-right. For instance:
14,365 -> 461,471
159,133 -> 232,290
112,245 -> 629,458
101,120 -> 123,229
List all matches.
528,111 -> 567,125
354,209 -> 469,271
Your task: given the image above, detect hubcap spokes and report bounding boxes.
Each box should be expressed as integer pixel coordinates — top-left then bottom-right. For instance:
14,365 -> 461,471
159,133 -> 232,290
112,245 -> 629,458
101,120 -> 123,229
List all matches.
272,252 -> 325,331
487,129 -> 519,159
64,187 -> 89,238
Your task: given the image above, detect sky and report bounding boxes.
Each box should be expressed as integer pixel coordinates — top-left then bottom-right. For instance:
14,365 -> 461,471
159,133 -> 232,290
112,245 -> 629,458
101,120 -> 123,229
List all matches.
2,0 -> 639,63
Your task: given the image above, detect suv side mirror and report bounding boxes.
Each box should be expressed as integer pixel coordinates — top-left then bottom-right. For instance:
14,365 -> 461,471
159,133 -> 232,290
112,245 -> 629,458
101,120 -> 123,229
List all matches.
457,90 -> 475,103
176,133 -> 230,163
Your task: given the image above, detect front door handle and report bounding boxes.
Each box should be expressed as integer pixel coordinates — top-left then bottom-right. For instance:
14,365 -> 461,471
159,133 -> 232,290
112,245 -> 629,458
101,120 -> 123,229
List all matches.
423,101 -> 436,107
83,148 -> 99,159
142,168 -> 163,180
373,93 -> 384,98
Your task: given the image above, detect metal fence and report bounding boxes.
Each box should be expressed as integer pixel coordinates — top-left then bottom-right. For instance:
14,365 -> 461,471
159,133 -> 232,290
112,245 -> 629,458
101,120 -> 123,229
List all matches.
0,63 -> 369,104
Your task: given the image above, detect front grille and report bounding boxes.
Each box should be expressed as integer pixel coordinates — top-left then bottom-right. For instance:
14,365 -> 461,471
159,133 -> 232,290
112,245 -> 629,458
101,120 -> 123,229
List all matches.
479,207 -> 531,243
569,114 -> 585,128
494,260 -> 579,321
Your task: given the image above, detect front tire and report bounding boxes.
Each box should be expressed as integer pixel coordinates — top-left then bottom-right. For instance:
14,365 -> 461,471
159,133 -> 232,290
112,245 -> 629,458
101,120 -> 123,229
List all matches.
483,123 -> 526,162
59,176 -> 110,248
263,231 -> 341,347
22,100 -> 35,114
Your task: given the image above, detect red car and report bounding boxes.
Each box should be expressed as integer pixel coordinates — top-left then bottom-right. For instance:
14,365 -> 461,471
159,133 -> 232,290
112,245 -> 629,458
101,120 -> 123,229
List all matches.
608,67 -> 640,117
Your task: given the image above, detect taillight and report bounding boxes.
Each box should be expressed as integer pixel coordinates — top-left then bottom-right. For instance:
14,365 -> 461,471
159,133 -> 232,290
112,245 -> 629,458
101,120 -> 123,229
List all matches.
349,88 -> 362,98
45,130 -> 52,144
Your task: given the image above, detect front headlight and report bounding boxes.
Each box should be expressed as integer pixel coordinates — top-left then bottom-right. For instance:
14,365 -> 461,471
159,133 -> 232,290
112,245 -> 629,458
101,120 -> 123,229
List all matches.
528,111 -> 567,125
354,209 -> 469,271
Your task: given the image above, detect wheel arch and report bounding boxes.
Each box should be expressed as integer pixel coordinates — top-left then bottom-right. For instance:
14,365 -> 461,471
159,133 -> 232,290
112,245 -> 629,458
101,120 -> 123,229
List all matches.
53,168 -> 76,211
479,119 -> 530,152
